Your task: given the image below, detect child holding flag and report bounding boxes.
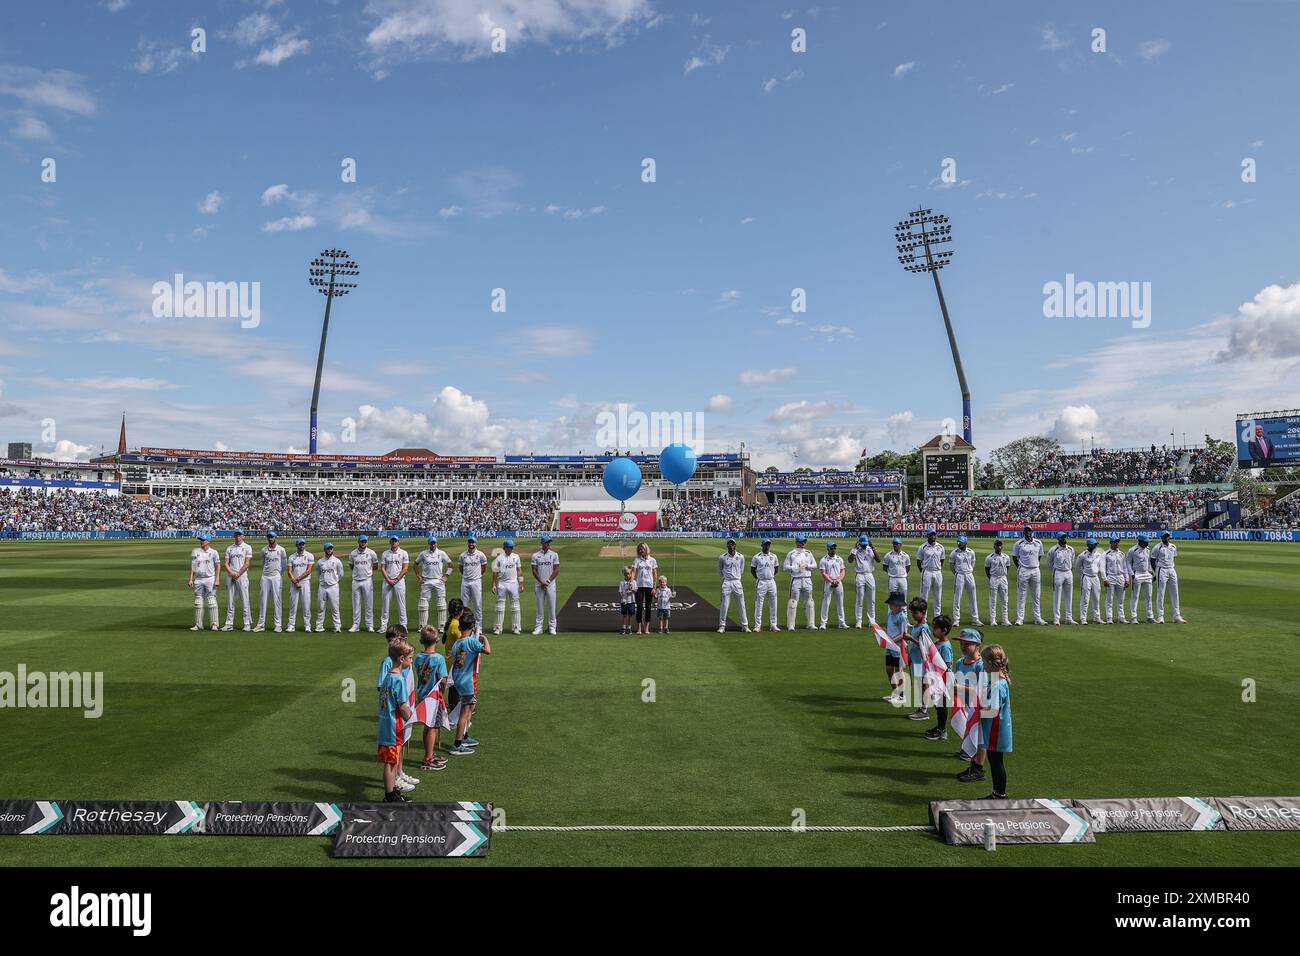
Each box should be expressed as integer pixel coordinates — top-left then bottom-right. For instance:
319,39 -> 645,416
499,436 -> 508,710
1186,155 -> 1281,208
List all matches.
945,628 -> 984,759
923,614 -> 954,739
904,596 -> 933,721
882,592 -> 907,702
414,626 -> 449,772
378,636 -> 415,803
655,575 -> 675,634
979,643 -> 1013,799
449,612 -> 491,756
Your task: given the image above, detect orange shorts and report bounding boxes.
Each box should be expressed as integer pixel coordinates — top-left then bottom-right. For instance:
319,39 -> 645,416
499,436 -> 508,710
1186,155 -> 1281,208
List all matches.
377,744 -> 402,765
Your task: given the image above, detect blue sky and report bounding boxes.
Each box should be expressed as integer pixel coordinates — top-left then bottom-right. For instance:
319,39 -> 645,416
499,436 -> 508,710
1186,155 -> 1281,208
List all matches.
1,0 -> 1297,468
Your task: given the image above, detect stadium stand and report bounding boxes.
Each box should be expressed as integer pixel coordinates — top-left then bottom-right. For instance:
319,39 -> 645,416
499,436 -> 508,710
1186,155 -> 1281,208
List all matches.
1022,445 -> 1233,488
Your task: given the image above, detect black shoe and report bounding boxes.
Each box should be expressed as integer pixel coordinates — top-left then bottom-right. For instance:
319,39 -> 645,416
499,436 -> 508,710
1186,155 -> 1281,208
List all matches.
957,766 -> 985,783
983,791 -> 1007,800
384,790 -> 412,803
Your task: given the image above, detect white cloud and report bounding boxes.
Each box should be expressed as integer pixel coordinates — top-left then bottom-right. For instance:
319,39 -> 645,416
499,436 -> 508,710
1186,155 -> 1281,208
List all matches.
768,400 -> 841,423
1040,25 -> 1070,52
197,190 -> 224,215
1048,404 -> 1104,444
49,438 -> 93,461
1137,38 -> 1171,62
10,115 -> 52,140
439,204 -> 464,218
738,367 -> 797,386
261,183 -> 313,206
255,35 -> 311,66
546,203 -> 607,219
739,216 -> 755,225
262,215 -> 317,232
685,38 -> 729,75
521,325 -> 592,357
885,410 -> 913,447
707,394 -> 734,413
1217,281 -> 1300,361
0,65 -> 97,116
892,61 -> 915,78
131,39 -> 193,76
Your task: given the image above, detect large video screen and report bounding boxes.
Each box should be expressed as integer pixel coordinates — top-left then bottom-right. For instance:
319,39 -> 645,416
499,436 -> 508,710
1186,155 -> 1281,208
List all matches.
924,453 -> 969,492
1236,414 -> 1300,468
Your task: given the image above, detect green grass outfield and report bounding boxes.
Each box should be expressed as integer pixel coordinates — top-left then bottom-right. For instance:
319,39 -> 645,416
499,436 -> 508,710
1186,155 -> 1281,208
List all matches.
1,535 -> 1298,867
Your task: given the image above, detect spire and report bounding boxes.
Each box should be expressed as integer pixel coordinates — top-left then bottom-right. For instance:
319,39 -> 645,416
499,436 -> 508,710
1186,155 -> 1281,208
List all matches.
118,413 -> 127,456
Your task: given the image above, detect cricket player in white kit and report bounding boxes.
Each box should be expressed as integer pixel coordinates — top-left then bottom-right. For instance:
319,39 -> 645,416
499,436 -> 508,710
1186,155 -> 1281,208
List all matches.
188,532 -> 221,631
1127,534 -> 1156,623
750,538 -> 781,631
848,535 -> 878,628
882,537 -> 911,599
1047,532 -> 1077,626
286,538 -> 315,632
379,534 -> 410,630
222,529 -> 254,631
1012,527 -> 1047,626
984,538 -> 1012,626
717,537 -> 751,632
532,534 -> 561,635
1152,531 -> 1187,624
348,535 -> 376,632
818,541 -> 847,629
254,531 -> 286,632
916,530 -> 946,616
315,542 -> 344,632
458,535 -> 488,621
784,534 -> 818,630
415,535 -> 451,630
492,539 -> 524,635
1076,537 -> 1104,625
1102,536 -> 1130,624
948,535 -> 982,626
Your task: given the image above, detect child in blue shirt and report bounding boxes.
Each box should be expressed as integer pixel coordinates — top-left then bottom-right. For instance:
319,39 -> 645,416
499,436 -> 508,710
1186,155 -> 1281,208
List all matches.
448,612 -> 491,756
882,592 -> 907,702
904,596 -> 933,721
377,638 -> 414,803
923,614 -> 954,740
949,628 -> 985,760
414,625 -> 449,772
979,643 -> 1013,798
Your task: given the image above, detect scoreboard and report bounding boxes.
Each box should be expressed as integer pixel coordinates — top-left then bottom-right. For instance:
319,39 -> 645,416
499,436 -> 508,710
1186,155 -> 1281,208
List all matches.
924,453 -> 970,493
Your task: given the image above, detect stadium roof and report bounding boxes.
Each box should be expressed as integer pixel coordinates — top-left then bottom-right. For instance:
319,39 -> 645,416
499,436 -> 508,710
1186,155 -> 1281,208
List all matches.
385,447 -> 439,458
919,434 -> 975,450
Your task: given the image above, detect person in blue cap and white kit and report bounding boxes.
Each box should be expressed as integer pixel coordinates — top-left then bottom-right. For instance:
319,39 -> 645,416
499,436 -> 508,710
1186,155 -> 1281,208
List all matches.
414,534 -> 451,630
348,534 -> 377,632
458,534 -> 488,621
1151,531 -> 1187,624
948,535 -> 982,627
222,528 -> 254,631
984,538 -> 1012,626
750,538 -> 781,631
818,540 -> 847,629
531,534 -> 561,634
1126,533 -> 1156,623
717,537 -> 750,633
286,537 -> 315,632
848,534 -> 879,628
1101,535 -> 1130,624
315,542 -> 344,632
492,538 -> 524,635
255,530 -> 286,632
882,537 -> 911,598
784,533 -> 819,630
379,534 -> 409,631
187,532 -> 221,631
1012,526 -> 1046,626
1075,536 -> 1104,625
1046,532 -> 1077,626
916,529 -> 946,616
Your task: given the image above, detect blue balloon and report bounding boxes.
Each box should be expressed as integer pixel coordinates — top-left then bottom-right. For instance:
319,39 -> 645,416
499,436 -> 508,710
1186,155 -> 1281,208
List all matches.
602,456 -> 642,501
658,443 -> 697,485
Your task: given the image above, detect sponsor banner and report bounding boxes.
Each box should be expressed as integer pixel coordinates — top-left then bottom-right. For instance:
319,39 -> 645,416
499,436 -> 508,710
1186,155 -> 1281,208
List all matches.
557,511 -> 657,532
558,586 -> 721,632
979,522 -> 1072,533
892,522 -> 980,534
1235,414 -> 1300,468
1213,796 -> 1300,831
56,800 -> 205,836
931,798 -> 1094,846
198,801 -> 343,837
332,804 -> 491,858
1199,529 -> 1300,542
1076,797 -> 1223,833
0,800 -> 64,835
995,529 -> 1199,541
753,519 -> 839,530
139,447 -> 495,464
0,477 -> 118,490
1077,522 -> 1164,532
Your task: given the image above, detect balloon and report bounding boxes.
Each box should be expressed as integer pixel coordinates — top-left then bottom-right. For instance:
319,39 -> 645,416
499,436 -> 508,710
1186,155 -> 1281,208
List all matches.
658,443 -> 697,485
602,456 -> 642,501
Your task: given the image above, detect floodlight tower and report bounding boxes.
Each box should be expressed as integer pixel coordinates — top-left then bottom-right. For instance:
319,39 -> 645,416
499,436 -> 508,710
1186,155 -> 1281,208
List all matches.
306,249 -> 360,454
895,209 -> 971,445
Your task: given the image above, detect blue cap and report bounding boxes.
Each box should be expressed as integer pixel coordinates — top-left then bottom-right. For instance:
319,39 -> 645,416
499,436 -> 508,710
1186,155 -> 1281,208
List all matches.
1110,535 -> 1121,542
958,535 -> 968,544
1086,537 -> 1098,546
795,533 -> 808,543
233,528 -> 244,536
198,532 -> 211,541
761,538 -> 771,545
1058,531 -> 1068,539
826,541 -> 837,549
324,541 -> 334,550
892,537 -> 902,545
504,539 -> 515,548
887,591 -> 906,606
467,534 -> 477,543
266,530 -> 277,537
1137,533 -> 1149,543
858,534 -> 869,545
295,537 -> 306,545
1160,530 -> 1171,538
389,533 -> 400,541
358,534 -> 368,542
540,534 -> 553,543
726,536 -> 736,544
958,627 -> 983,645
1023,525 -> 1034,533
925,528 -> 936,536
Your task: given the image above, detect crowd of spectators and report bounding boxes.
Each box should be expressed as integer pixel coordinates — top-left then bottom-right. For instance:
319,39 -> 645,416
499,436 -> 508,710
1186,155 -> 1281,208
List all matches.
1240,496 -> 1300,530
1023,446 -> 1233,488
902,489 -> 1223,527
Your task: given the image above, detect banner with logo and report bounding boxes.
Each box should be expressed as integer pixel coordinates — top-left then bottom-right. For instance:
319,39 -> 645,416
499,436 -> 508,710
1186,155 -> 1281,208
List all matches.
979,522 -> 1072,533
55,801 -> 205,835
557,586 -> 721,632
1212,796 -> 1300,830
891,522 -> 980,534
930,798 -> 1094,846
556,511 -> 657,532
1076,797 -> 1224,833
332,803 -> 491,858
753,519 -> 839,530
198,801 -> 343,836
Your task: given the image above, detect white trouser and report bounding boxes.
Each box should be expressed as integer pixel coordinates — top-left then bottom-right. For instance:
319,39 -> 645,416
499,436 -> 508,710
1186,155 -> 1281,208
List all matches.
193,578 -> 217,628
316,583 -> 341,631
887,576 -> 908,600
787,578 -> 816,629
920,569 -> 943,613
258,573 -> 283,629
351,578 -> 373,630
854,574 -> 876,626
820,582 -> 845,627
1079,575 -> 1102,622
494,581 -> 521,632
225,574 -> 251,628
418,580 -> 446,630
288,579 -> 312,629
461,580 -> 483,621
720,580 -> 748,628
754,579 -> 779,629
535,580 -> 558,631
988,576 -> 1010,624
1016,568 -> 1042,623
1130,575 -> 1154,621
1103,580 -> 1128,622
1052,570 -> 1074,623
380,580 -> 407,629
952,571 -> 978,623
1156,568 -> 1180,622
